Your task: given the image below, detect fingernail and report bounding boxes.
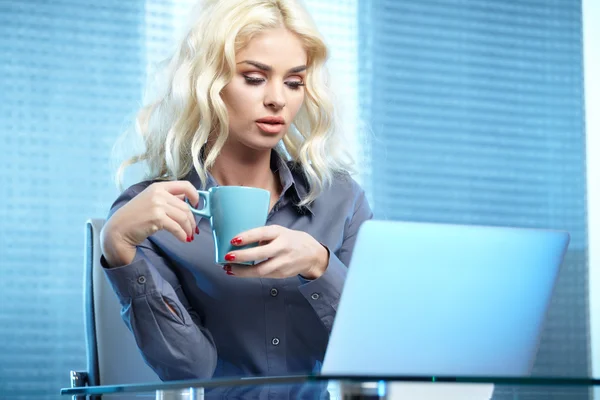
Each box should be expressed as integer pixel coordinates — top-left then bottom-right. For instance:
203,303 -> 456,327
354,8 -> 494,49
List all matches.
226,271 -> 235,276
195,226 -> 200,234
231,237 -> 242,245
222,265 -> 232,272
186,237 -> 192,242
225,253 -> 235,262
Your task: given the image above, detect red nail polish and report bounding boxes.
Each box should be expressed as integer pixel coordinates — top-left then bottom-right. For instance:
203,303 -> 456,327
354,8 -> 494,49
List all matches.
225,253 -> 235,262
195,226 -> 200,234
222,265 -> 232,272
226,271 -> 235,276
231,237 -> 242,245
186,237 -> 191,242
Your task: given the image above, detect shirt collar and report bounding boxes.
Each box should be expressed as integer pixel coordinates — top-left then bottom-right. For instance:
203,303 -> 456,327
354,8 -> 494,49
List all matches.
185,149 -> 313,216
271,150 -> 314,216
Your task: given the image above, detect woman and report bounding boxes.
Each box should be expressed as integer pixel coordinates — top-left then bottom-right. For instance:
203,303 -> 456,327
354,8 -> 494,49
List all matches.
100,0 -> 372,384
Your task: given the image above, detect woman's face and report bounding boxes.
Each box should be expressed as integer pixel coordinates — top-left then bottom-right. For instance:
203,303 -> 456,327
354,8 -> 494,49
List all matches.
220,27 -> 307,152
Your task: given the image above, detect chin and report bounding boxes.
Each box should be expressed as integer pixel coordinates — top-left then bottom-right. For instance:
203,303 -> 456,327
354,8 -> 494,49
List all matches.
242,133 -> 286,151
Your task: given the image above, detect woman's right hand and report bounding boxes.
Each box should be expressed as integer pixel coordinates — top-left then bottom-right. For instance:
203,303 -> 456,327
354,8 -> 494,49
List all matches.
100,181 -> 200,267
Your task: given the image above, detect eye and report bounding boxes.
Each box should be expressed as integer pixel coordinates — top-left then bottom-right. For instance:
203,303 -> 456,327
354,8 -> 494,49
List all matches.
243,75 -> 265,85
285,80 -> 305,90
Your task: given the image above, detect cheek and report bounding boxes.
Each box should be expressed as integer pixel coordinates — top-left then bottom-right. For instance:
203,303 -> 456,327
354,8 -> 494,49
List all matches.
224,85 -> 261,119
288,92 -> 305,116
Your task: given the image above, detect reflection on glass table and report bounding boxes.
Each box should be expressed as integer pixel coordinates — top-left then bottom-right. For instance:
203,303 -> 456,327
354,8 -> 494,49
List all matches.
64,373 -> 600,400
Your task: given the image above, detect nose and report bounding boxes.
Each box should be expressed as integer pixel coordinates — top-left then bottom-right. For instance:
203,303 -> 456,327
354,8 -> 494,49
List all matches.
264,81 -> 286,110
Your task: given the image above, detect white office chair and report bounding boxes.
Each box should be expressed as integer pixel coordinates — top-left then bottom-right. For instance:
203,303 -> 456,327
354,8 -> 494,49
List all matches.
71,219 -> 160,396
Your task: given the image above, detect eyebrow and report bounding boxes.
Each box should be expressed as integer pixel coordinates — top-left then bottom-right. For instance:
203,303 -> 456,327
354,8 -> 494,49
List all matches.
237,60 -> 307,74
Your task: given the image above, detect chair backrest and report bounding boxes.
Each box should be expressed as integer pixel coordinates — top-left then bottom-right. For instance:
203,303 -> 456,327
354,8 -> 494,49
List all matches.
84,218 -> 160,386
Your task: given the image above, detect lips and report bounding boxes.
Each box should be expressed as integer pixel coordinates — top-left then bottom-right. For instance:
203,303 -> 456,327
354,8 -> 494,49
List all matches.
256,116 -> 285,134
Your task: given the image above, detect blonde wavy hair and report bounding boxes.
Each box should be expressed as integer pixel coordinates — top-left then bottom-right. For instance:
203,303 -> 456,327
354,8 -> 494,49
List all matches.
116,0 -> 353,205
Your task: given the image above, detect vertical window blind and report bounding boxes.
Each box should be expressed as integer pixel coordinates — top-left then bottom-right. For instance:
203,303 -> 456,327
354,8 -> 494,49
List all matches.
359,0 -> 588,398
0,1 -> 146,398
0,1 -> 358,398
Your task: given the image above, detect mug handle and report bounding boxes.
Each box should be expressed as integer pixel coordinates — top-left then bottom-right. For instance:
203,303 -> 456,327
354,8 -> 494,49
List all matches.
188,190 -> 211,218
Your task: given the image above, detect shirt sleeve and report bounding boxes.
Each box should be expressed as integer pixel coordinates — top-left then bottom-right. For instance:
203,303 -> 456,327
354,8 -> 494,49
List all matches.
297,188 -> 373,331
101,186 -> 218,381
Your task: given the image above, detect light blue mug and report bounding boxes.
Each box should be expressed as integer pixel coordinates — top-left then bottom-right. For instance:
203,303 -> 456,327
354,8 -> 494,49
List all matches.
188,186 -> 270,264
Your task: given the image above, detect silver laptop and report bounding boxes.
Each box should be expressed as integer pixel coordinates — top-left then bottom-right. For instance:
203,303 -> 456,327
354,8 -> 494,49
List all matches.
321,220 -> 569,398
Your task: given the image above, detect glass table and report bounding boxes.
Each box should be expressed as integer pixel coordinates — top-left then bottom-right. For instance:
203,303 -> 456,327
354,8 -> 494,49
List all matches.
63,372 -> 600,399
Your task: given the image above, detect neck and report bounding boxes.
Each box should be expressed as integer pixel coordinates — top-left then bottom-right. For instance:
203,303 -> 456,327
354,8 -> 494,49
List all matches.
206,140 -> 279,193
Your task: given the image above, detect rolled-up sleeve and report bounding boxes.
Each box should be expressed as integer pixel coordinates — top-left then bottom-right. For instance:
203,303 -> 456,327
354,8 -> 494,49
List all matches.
101,189 -> 218,381
298,189 -> 373,330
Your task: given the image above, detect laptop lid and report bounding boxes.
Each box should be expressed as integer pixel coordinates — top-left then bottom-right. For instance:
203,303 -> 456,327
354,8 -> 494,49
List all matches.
322,220 -> 570,377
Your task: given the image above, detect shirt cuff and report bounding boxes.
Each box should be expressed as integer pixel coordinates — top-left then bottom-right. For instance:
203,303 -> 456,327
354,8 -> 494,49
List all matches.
297,251 -> 347,330
101,247 -> 164,301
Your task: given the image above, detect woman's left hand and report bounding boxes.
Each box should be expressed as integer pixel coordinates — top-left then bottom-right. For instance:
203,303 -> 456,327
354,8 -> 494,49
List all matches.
224,225 -> 329,279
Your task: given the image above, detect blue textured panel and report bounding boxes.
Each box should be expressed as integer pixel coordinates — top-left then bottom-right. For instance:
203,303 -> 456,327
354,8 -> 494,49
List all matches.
359,0 -> 588,398
0,1 -> 145,398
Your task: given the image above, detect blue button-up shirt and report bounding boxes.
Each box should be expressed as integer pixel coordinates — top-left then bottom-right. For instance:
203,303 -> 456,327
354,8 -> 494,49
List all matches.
102,151 -> 372,384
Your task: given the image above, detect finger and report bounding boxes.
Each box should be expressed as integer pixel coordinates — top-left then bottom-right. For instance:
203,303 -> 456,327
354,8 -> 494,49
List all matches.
231,225 -> 282,246
159,212 -> 188,243
225,264 -> 257,278
226,241 -> 281,264
172,193 -> 201,226
159,181 -> 200,208
221,263 -> 248,277
228,258 -> 281,278
167,196 -> 197,236
164,204 -> 194,239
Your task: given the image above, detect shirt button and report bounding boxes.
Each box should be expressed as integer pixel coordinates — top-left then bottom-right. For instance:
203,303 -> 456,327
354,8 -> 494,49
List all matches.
137,276 -> 146,284
311,293 -> 320,300
270,288 -> 278,297
271,337 -> 280,346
